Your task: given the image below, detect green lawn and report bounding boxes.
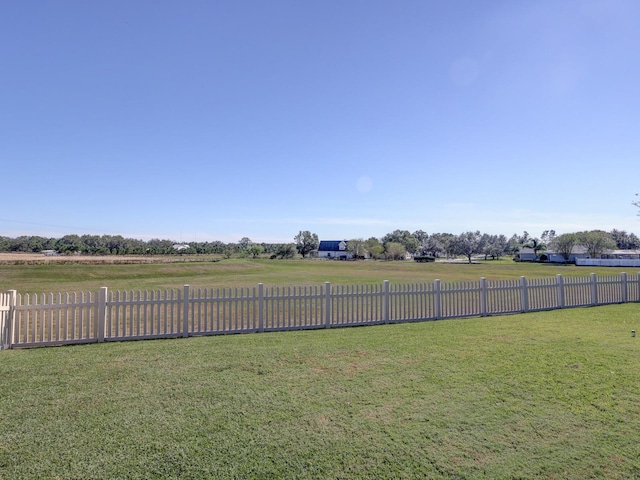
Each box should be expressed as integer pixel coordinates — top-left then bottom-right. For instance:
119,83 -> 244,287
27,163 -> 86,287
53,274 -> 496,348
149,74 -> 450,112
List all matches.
1,257 -> 638,293
1,304 -> 639,479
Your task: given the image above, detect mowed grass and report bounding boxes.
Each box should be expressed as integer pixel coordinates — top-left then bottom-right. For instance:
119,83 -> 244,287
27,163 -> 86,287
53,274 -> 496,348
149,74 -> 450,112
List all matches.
1,257 -> 639,293
1,304 -> 639,479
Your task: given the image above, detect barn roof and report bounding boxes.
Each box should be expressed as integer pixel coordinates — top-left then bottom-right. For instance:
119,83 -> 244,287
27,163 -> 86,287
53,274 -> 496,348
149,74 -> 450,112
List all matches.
318,240 -> 346,251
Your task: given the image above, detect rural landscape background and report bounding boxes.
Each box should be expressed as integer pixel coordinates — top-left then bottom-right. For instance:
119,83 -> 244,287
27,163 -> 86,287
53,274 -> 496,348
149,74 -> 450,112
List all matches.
1,257 -> 639,478
3,0 -> 640,478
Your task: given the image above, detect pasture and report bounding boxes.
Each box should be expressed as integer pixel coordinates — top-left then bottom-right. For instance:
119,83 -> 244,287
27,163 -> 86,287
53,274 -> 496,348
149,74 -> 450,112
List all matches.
1,257 -> 639,478
0,304 -> 639,478
1,255 -> 638,294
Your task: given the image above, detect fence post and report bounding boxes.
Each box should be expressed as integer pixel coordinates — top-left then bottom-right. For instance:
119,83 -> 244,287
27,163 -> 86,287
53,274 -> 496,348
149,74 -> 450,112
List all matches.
324,282 -> 332,328
182,285 -> 190,338
520,276 -> 529,313
1,290 -> 17,350
258,283 -> 264,332
556,274 -> 565,308
434,279 -> 441,320
621,272 -> 628,304
480,277 -> 488,317
383,280 -> 390,324
590,273 -> 598,306
98,287 -> 107,342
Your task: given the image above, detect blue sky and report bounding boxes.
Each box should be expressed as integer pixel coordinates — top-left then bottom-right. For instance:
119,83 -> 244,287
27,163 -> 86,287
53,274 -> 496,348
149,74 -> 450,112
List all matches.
2,1 -> 639,243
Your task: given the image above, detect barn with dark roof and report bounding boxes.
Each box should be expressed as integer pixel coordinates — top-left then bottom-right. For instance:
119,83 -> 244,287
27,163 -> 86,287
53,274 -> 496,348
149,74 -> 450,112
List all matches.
317,240 -> 352,259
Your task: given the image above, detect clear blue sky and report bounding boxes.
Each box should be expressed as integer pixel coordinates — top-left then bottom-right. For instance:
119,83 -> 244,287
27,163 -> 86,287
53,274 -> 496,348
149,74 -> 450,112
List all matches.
2,0 -> 639,243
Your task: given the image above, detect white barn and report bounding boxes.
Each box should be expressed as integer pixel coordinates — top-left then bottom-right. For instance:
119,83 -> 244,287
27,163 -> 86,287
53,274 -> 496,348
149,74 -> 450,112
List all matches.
317,240 -> 352,259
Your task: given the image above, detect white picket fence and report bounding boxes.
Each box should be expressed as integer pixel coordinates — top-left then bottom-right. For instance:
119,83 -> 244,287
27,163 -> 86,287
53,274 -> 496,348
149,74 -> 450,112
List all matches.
1,273 -> 639,349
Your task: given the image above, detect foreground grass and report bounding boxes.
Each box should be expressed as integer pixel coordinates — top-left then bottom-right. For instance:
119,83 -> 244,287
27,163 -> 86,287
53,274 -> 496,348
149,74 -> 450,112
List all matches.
1,257 -> 638,293
1,304 -> 639,479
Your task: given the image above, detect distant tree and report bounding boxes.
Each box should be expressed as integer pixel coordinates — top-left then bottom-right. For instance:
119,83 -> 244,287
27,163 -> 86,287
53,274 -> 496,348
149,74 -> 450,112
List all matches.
79,235 -> 107,255
412,230 -> 429,251
507,234 -> 520,256
294,231 -> 319,258
384,242 -> 407,260
526,238 -> 546,260
56,234 -> 82,254
147,238 -> 175,255
423,233 -> 452,258
104,235 -> 128,255
346,238 -> 366,258
482,234 -> 508,260
454,231 -> 483,263
382,230 -> 419,254
238,237 -> 252,249
633,194 -> 640,215
540,230 -> 556,245
222,244 -> 235,259
364,237 -> 384,259
550,233 -> 578,262
275,243 -> 297,259
248,244 -> 264,258
609,229 -> 640,249
26,236 -> 49,253
576,230 -> 617,258
516,231 -> 530,245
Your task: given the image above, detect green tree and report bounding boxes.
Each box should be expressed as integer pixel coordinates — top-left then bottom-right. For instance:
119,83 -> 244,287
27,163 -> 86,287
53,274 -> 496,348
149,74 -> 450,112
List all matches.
294,231 -> 319,258
482,234 -> 508,260
382,230 -> 419,254
238,237 -> 252,249
609,229 -> 640,249
56,234 -> 82,254
454,231 -> 483,263
412,230 -> 429,252
423,233 -> 451,258
576,230 -> 617,258
346,238 -> 366,258
541,230 -> 556,245
384,242 -> 407,260
550,233 -> 578,262
275,243 -> 297,259
526,238 -> 547,260
364,237 -> 384,259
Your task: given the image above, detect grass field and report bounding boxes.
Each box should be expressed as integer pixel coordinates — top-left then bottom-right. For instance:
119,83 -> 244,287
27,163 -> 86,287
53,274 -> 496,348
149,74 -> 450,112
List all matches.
1,256 -> 639,294
1,303 -> 639,478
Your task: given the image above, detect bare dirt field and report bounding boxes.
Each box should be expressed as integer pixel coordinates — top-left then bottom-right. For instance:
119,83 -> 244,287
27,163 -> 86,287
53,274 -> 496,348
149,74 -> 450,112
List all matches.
0,253 -> 217,265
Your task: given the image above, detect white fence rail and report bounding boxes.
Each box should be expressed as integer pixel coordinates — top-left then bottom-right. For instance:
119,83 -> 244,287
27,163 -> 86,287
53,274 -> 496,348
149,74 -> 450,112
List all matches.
2,273 -> 639,349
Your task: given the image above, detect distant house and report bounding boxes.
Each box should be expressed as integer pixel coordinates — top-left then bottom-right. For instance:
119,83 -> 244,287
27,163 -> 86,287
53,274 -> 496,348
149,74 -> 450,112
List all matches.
516,246 -> 589,263
173,244 -> 190,251
540,246 -> 589,263
317,240 -> 352,259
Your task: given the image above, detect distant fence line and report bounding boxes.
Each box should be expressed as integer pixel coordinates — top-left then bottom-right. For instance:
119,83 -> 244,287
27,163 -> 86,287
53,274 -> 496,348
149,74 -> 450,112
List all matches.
1,272 -> 639,349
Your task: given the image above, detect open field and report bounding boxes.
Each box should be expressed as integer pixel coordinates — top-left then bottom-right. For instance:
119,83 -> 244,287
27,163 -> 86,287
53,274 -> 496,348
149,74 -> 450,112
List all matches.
1,304 -> 639,478
2,255 -> 640,294
0,252 -> 221,265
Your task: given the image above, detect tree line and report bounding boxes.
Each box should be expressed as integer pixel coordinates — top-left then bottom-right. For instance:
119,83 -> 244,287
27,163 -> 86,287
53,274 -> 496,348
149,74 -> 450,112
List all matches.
0,234 -> 284,258
1,229 -> 638,262
296,229 -> 639,263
